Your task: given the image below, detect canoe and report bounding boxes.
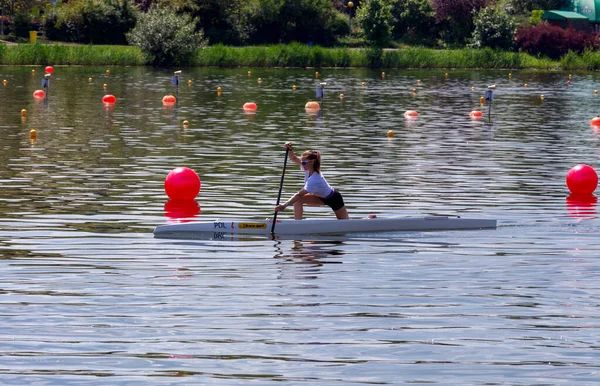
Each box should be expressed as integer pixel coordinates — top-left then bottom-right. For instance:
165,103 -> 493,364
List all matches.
153,216 -> 497,238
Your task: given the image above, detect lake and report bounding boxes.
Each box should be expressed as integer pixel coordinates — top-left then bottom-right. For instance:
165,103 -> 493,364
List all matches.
0,66 -> 599,385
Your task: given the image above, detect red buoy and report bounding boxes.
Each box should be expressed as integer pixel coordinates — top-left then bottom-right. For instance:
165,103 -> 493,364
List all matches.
162,95 -> 176,105
470,110 -> 483,118
33,90 -> 45,99
305,101 -> 320,112
404,110 -> 418,118
566,164 -> 598,195
243,102 -> 257,111
45,66 -> 54,74
102,94 -> 116,104
164,167 -> 201,200
590,116 -> 600,126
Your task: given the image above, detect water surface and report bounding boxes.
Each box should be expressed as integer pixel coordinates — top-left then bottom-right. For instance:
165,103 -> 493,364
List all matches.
0,66 -> 598,384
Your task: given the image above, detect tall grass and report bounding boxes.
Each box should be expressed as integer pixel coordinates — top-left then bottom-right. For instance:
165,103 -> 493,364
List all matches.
2,42 -> 599,70
0,43 -> 146,65
194,45 -> 576,69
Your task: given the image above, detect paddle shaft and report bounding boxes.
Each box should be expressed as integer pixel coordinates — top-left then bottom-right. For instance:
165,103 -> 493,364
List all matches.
271,147 -> 290,234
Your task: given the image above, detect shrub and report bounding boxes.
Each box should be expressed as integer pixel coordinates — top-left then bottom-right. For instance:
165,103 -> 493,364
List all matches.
529,9 -> 543,25
12,12 -> 35,38
470,6 -> 516,50
41,0 -> 138,44
432,0 -> 490,45
516,23 -> 600,59
127,6 -> 207,67
389,0 -> 437,43
356,0 -> 393,48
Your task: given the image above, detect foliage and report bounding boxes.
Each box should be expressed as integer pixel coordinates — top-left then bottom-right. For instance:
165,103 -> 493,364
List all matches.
2,0 -> 38,18
509,0 -> 566,13
12,12 -> 35,38
280,0 -> 339,45
431,0 -> 490,22
515,23 -> 600,59
388,0 -> 437,43
0,43 -> 145,65
42,0 -> 138,44
356,0 -> 392,48
431,0 -> 490,45
241,0 -> 342,46
529,10 -> 544,25
470,6 -> 516,50
127,6 -> 207,67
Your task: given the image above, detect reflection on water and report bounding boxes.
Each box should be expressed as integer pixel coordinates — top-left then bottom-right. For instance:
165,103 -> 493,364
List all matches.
0,67 -> 599,384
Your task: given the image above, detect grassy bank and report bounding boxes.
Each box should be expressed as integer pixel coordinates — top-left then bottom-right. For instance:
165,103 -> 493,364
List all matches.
2,42 -> 600,70
0,44 -> 146,65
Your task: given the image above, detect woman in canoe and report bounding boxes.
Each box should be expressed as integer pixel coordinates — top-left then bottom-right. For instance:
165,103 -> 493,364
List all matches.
274,142 -> 349,220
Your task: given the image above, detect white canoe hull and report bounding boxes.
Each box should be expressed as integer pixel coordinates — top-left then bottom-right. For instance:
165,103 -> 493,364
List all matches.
153,216 -> 497,237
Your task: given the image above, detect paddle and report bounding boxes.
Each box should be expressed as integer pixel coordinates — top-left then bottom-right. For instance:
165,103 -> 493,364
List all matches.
271,146 -> 290,234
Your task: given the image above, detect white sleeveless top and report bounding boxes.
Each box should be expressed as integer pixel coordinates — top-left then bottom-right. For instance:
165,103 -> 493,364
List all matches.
303,170 -> 334,198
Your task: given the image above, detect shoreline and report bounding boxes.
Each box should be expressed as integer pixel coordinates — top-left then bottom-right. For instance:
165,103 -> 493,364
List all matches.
0,43 -> 595,70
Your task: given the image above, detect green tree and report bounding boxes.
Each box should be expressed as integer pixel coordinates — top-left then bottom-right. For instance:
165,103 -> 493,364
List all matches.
43,0 -> 138,44
388,0 -> 436,43
470,6 -> 516,50
279,0 -> 338,44
432,0 -> 490,45
356,0 -> 392,48
127,6 -> 207,67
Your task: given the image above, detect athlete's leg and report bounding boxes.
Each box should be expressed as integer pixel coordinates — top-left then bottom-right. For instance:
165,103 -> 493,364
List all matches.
334,206 -> 349,219
293,194 -> 324,220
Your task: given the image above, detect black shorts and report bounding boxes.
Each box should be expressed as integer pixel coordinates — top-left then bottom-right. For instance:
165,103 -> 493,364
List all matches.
319,190 -> 345,211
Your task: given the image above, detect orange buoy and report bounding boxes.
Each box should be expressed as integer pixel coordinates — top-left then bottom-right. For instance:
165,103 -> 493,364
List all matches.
590,116 -> 600,126
404,110 -> 418,118
102,94 -> 116,104
33,90 -> 45,99
243,102 -> 257,111
387,130 -> 394,138
162,95 -> 177,105
305,101 -> 320,112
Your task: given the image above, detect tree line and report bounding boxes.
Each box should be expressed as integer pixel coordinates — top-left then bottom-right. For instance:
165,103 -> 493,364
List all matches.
2,0 -> 592,66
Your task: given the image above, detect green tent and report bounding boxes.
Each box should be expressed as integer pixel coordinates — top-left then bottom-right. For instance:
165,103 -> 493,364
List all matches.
542,10 -> 591,31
